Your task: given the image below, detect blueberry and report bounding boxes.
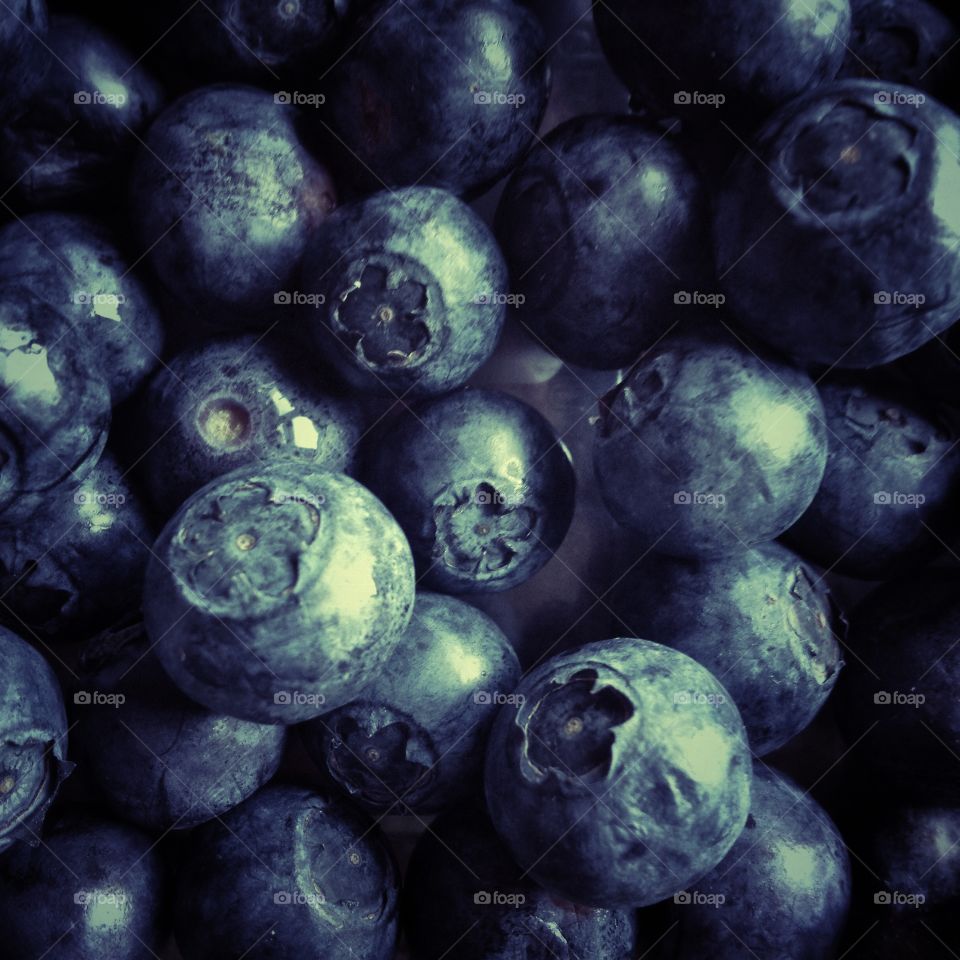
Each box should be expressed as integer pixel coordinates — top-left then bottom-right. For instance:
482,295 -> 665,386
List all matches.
129,84 -> 337,327
0,288 -> 111,525
494,113 -> 713,370
662,763 -> 851,959
593,0 -> 851,127
0,212 -> 164,401
0,15 -> 163,209
73,620 -> 286,831
840,0 -> 959,101
834,571 -> 960,799
140,333 -> 364,516
301,591 -> 521,814
784,374 -> 960,580
610,542 -> 845,756
0,813 -> 166,960
484,637 -> 751,908
0,1 -> 48,120
323,0 -> 549,195
593,327 -> 827,558
301,186 -> 507,397
715,79 -> 960,368
0,451 -> 153,641
404,804 -> 639,960
0,626 -> 71,853
143,462 -> 416,723
362,387 -> 576,593
173,783 -> 399,960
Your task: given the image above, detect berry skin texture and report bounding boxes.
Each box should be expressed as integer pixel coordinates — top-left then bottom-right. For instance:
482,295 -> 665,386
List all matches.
593,0 -> 851,127
0,1 -> 48,120
0,452 -> 154,641
0,213 -> 165,403
144,462 -> 416,723
715,80 -> 960,368
610,542 -> 844,756
0,626 -> 71,854
141,334 -> 364,517
404,805 -> 640,960
494,114 -> 713,370
484,637 -> 752,909
301,186 -> 507,397
0,289 -> 111,526
363,387 -> 576,593
74,621 -> 287,831
301,591 -> 521,815
129,84 -> 337,326
663,763 -> 851,959
173,784 -> 399,960
323,0 -> 549,196
785,375 -> 960,580
0,814 -> 167,960
0,15 -> 164,209
593,327 -> 827,558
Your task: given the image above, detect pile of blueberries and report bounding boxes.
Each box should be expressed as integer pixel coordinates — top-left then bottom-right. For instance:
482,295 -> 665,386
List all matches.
2,0 -> 960,957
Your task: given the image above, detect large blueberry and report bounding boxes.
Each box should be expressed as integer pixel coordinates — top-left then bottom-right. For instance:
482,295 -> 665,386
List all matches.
593,327 -> 827,558
362,387 -> 576,593
784,374 -> 960,580
0,451 -> 153,641
833,572 -> 960,799
129,84 -> 337,326
140,334 -> 364,516
610,542 -> 844,756
661,763 -> 851,959
0,1 -> 48,120
484,637 -> 752,908
173,784 -> 399,960
0,626 -> 70,854
0,289 -> 111,526
0,814 -> 166,960
840,0 -> 959,101
404,804 -> 639,960
143,462 -> 416,723
716,80 -> 960,368
73,620 -> 286,831
301,591 -> 520,814
300,186 -> 507,397
0,213 -> 165,402
0,15 -> 163,209
494,113 -> 713,370
322,0 -> 549,195
593,0 -> 850,127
